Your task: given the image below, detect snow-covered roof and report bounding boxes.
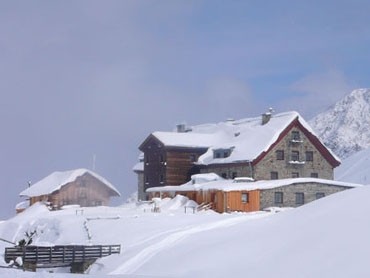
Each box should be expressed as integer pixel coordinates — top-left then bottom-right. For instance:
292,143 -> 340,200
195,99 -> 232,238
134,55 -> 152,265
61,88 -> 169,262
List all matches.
133,162 -> 144,172
152,131 -> 219,149
15,200 -> 29,210
146,111 -> 339,166
20,168 -> 121,197
147,175 -> 362,193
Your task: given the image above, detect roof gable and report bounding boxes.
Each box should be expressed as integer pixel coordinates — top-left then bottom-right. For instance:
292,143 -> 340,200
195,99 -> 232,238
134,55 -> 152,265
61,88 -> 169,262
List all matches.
20,168 -> 121,197
253,117 -> 341,167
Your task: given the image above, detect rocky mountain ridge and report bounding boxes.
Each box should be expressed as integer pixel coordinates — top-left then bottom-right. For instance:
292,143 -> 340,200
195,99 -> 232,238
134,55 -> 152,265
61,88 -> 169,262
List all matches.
309,88 -> 370,159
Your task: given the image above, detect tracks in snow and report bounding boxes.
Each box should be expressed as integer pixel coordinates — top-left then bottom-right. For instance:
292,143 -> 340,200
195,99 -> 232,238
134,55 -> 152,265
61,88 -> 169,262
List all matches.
109,214 -> 266,275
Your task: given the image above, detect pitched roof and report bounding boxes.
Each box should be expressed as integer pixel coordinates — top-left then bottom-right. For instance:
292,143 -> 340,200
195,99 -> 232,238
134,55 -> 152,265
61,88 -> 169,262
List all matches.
142,111 -> 340,167
20,168 -> 121,197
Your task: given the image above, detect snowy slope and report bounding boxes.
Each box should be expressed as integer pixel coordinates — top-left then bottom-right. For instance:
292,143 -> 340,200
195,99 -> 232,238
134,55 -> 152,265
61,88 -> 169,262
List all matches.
1,186 -> 370,277
309,88 -> 370,159
335,147 -> 370,184
111,186 -> 370,278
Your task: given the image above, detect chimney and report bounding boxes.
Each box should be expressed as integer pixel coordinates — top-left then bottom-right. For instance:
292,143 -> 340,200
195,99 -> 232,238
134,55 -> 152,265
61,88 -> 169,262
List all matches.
176,123 -> 186,133
261,108 -> 274,125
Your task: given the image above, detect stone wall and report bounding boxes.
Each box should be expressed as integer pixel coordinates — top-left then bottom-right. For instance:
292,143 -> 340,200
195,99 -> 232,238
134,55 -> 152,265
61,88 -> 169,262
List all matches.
137,172 -> 145,201
254,127 -> 334,180
260,182 -> 351,209
200,163 -> 253,179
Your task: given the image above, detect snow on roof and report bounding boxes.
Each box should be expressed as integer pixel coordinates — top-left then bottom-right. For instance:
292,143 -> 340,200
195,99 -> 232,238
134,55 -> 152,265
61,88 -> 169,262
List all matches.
152,131 -> 220,148
198,111 -> 309,165
133,162 -> 144,172
20,168 -> 121,197
15,200 -> 29,210
149,111 -> 330,165
147,177 -> 362,193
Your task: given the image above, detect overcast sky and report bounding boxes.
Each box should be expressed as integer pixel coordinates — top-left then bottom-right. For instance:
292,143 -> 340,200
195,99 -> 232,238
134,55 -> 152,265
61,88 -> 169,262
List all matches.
1,0 -> 369,219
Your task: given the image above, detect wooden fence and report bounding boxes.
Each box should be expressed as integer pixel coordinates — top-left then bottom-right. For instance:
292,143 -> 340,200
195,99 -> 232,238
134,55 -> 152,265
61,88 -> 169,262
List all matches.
4,244 -> 121,271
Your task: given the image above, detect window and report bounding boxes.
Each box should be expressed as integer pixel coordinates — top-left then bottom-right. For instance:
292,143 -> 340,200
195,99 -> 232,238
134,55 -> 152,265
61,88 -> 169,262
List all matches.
189,154 -> 196,162
292,131 -> 301,141
94,200 -> 102,206
295,192 -> 304,205
159,154 -> 164,163
79,188 -> 86,198
241,192 -> 249,203
275,192 -> 283,204
232,172 -> 237,179
159,174 -> 164,183
145,154 -> 149,164
213,149 -> 232,159
221,173 -> 227,179
271,171 -> 279,180
316,192 -> 325,199
145,175 -> 149,184
291,151 -> 300,161
305,151 -> 313,161
292,172 -> 299,178
311,173 -> 319,178
276,150 -> 285,160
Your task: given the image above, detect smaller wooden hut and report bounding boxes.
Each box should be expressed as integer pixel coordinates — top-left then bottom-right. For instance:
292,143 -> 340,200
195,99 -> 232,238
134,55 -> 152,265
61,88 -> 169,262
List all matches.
19,168 -> 121,211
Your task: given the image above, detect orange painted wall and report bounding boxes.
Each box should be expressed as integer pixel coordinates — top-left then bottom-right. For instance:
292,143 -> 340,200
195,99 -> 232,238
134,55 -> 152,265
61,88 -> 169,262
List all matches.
212,190 -> 260,213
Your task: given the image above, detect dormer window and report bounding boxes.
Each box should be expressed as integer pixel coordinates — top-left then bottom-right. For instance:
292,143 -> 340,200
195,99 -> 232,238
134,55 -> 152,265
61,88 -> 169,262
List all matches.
213,148 -> 232,159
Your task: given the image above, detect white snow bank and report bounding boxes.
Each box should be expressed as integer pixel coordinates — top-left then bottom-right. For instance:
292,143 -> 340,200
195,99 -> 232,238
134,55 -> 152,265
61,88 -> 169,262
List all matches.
152,195 -> 198,211
126,185 -> 370,277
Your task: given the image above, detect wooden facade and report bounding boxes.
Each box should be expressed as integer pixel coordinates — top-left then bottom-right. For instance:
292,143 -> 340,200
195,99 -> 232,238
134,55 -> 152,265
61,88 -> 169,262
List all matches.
217,190 -> 260,213
25,172 -> 120,210
139,134 -> 207,199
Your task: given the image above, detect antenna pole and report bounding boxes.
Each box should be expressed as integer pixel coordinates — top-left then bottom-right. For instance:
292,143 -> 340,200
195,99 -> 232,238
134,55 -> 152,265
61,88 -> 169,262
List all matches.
92,154 -> 96,171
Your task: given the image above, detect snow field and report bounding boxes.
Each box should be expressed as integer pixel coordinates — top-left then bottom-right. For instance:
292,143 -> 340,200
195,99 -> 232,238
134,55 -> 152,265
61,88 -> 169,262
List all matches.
1,188 -> 370,277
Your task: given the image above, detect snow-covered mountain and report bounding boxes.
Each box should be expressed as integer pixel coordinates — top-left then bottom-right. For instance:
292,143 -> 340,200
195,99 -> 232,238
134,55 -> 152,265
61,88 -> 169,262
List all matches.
309,88 -> 370,159
335,147 -> 370,184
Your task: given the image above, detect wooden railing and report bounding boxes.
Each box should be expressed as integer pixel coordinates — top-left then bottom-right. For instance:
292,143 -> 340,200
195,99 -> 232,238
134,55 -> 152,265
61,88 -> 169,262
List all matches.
4,244 -> 121,270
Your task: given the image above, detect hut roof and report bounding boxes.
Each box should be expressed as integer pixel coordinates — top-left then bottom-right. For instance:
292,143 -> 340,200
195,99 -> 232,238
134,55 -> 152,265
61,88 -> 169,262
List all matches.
20,168 -> 121,197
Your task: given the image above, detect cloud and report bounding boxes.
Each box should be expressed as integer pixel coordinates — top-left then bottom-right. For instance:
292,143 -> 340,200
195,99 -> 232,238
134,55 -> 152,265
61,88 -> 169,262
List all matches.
203,77 -> 256,120
279,69 -> 353,118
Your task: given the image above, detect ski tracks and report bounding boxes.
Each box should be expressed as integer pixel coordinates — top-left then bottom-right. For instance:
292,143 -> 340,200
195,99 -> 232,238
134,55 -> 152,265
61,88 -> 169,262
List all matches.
109,214 -> 264,275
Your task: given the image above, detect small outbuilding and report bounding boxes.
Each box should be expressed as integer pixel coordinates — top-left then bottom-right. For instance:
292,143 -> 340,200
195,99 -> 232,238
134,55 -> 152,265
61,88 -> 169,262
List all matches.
19,168 -> 121,211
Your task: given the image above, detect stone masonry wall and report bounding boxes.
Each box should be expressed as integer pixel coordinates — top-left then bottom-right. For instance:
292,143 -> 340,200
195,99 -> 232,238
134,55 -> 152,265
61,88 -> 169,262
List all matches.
200,163 -> 253,180
137,172 -> 145,201
260,182 -> 351,209
254,126 -> 334,180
